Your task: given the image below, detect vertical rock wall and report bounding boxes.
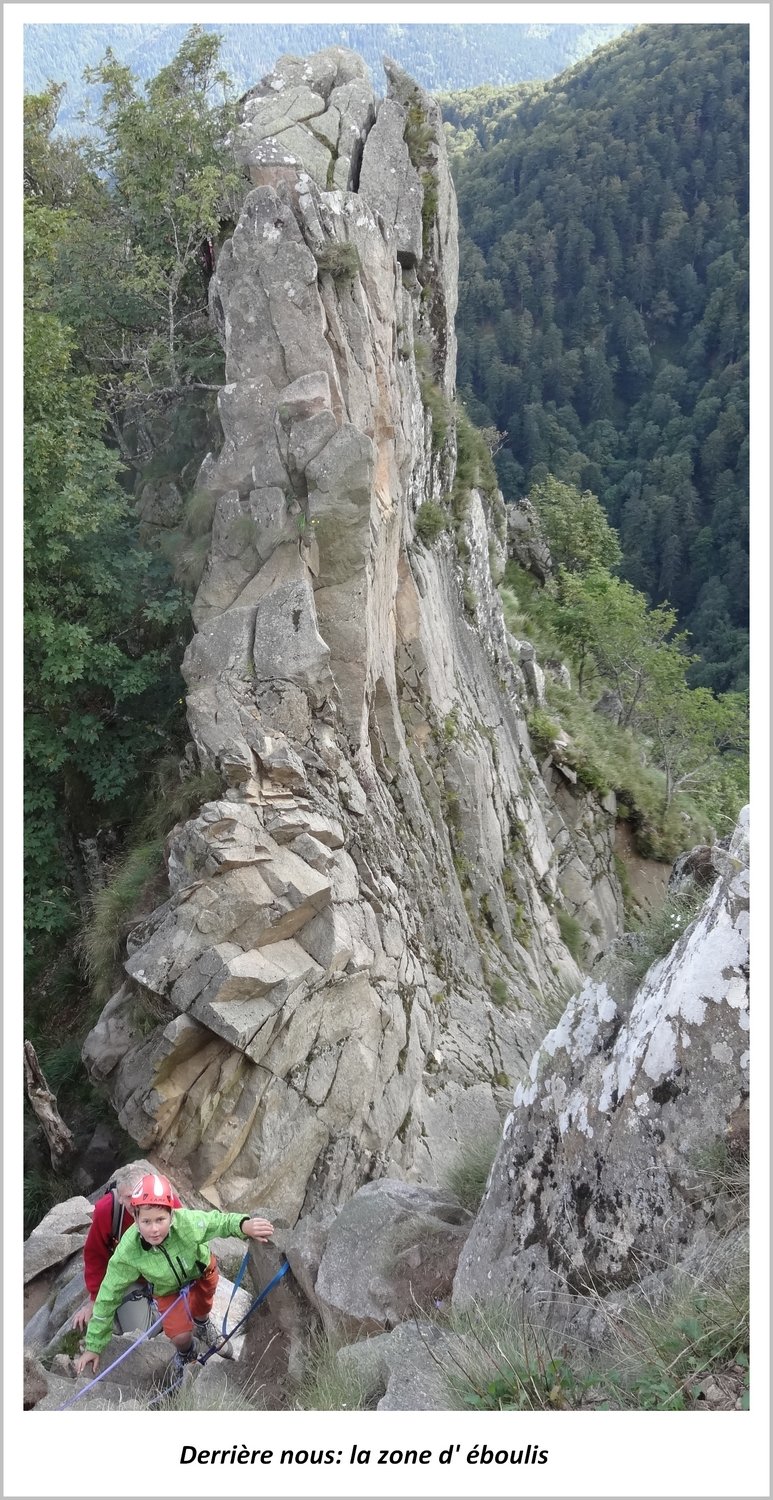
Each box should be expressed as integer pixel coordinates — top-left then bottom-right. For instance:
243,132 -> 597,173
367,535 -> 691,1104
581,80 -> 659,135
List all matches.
84,50 -> 623,1223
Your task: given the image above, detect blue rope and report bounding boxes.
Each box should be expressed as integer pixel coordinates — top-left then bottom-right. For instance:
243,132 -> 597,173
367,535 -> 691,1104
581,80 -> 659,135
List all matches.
57,1286 -> 191,1410
198,1259 -> 291,1365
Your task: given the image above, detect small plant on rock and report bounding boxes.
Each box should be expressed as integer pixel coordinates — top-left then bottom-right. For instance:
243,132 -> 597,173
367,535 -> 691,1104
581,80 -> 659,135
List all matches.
414,501 -> 447,545
315,241 -> 361,283
445,1136 -> 500,1214
557,908 -> 586,963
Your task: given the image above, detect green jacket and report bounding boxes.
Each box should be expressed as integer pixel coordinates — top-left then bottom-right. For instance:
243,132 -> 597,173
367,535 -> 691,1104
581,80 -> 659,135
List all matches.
84,1208 -> 249,1354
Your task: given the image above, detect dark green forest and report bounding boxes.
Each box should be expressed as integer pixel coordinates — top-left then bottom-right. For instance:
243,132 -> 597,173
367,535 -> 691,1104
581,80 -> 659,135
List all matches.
443,23 -> 749,692
24,21 -> 631,130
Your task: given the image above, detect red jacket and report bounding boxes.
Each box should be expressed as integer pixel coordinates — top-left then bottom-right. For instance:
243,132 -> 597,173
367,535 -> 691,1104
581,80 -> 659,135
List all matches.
82,1187 -> 182,1299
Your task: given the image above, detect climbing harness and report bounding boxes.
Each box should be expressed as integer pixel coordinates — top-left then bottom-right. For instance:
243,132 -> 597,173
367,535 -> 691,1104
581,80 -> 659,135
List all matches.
58,1259 -> 291,1410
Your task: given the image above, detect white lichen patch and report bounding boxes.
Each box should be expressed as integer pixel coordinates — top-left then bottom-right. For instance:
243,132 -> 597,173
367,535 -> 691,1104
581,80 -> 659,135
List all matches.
724,975 -> 747,1011
558,1089 -> 593,1138
513,1077 -> 538,1109
642,1018 -> 677,1083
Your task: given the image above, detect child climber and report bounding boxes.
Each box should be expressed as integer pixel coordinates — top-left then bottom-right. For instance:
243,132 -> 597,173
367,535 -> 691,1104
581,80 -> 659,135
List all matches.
74,1172 -> 274,1378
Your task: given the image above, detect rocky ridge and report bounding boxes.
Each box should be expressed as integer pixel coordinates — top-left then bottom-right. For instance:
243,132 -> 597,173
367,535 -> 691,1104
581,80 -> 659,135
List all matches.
83,49 -> 625,1225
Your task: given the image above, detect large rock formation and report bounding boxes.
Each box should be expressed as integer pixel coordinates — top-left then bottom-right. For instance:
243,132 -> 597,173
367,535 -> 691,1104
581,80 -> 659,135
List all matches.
83,50 -> 624,1224
454,809 -> 750,1319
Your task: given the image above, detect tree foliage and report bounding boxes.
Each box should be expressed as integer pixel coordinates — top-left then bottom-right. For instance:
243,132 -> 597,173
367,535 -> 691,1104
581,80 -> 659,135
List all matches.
445,23 -> 749,690
22,40 -> 232,960
31,29 -> 240,475
24,204 -> 189,950
528,475 -> 622,574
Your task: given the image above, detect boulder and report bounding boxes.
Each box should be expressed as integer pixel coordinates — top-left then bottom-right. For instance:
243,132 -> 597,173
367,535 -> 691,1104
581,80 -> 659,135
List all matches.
506,497 -> 553,581
23,1355 -> 48,1409
669,842 -> 721,892
454,811 -> 750,1321
312,1179 -> 471,1338
334,1320 -> 454,1410
24,1227 -> 90,1284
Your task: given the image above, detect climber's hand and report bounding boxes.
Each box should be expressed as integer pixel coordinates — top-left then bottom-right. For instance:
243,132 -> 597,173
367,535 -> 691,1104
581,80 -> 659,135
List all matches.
75,1350 -> 100,1376
72,1300 -> 93,1332
242,1217 -> 274,1242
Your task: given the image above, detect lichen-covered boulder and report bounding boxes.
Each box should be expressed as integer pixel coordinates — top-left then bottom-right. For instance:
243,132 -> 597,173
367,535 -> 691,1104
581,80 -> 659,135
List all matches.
454,809 -> 750,1316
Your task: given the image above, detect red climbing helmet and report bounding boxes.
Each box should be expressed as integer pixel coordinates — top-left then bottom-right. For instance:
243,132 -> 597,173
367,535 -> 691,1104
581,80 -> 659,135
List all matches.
129,1172 -> 176,1212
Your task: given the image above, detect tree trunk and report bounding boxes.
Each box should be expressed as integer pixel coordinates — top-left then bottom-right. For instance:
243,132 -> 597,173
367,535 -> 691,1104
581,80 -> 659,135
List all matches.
23,1041 -> 75,1170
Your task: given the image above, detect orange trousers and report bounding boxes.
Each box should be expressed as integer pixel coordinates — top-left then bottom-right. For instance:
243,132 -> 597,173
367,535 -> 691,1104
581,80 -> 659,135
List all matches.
154,1255 -> 219,1341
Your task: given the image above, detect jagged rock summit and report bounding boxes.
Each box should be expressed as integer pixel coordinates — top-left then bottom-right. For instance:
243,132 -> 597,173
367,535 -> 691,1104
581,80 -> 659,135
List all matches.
83,51 -> 623,1225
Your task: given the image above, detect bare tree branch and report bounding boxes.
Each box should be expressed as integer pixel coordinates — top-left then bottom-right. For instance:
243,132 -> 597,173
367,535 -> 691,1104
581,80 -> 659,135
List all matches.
24,1041 -> 75,1170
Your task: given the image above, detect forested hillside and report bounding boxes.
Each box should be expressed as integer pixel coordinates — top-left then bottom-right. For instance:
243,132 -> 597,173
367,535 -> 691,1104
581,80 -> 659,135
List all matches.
444,24 -> 749,691
24,20 -> 631,131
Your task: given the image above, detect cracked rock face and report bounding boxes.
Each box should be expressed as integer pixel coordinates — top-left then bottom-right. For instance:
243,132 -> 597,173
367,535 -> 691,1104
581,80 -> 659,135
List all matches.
83,51 -> 625,1225
454,809 -> 750,1315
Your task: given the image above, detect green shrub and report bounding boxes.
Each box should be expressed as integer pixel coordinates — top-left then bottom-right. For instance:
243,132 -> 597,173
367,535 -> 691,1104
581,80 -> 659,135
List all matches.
51,1329 -> 82,1359
607,1257 -> 749,1410
526,708 -> 562,754
414,501 -> 447,545
437,1241 -> 749,1412
136,761 -> 223,842
315,241 -> 361,282
403,102 -> 436,165
462,586 -> 478,618
453,403 -> 499,510
692,1138 -> 749,1211
84,762 -> 224,1002
421,171 -> 439,251
24,1164 -> 78,1237
445,1136 -> 499,1213
557,909 -> 586,963
170,531 -> 211,590
419,373 -> 452,453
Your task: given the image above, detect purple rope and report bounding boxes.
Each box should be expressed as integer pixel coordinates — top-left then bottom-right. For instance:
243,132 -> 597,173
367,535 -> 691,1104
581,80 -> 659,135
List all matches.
57,1286 -> 192,1411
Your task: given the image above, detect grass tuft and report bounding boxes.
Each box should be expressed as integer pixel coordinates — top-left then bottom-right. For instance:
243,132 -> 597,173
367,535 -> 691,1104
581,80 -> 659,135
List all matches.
557,909 -> 586,964
293,1332 -> 381,1411
84,761 -> 224,1001
84,840 -> 165,1002
444,1136 -> 500,1214
414,500 -> 447,545
623,880 -> 705,984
